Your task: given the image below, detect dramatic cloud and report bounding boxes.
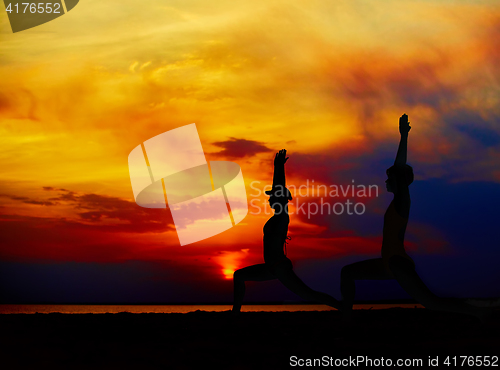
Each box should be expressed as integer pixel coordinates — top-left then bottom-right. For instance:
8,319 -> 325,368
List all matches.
210,138 -> 272,159
0,194 -> 56,207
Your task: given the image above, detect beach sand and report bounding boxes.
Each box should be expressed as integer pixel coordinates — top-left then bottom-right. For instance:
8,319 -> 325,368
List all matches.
0,308 -> 498,369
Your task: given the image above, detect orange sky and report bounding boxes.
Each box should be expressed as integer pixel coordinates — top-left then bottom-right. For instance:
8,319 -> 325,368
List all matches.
1,0 -> 500,299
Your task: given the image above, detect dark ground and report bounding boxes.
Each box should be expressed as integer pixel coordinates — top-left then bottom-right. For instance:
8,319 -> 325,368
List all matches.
0,308 -> 498,369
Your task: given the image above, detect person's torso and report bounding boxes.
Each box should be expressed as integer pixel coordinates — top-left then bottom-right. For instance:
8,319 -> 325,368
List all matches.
263,215 -> 289,264
381,200 -> 413,270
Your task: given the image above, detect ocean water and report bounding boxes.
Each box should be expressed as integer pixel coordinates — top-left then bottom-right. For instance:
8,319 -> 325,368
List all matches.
0,303 -> 424,314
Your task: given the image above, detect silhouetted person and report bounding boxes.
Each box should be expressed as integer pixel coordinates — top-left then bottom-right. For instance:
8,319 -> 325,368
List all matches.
232,149 -> 341,313
340,114 -> 486,320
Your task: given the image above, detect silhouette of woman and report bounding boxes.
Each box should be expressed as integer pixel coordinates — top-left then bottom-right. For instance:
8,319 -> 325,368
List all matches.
340,114 -> 485,320
232,149 -> 341,313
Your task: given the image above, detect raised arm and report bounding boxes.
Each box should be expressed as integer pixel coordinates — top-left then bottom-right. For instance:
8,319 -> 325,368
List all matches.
272,149 -> 289,194
392,114 -> 412,218
394,114 -> 411,166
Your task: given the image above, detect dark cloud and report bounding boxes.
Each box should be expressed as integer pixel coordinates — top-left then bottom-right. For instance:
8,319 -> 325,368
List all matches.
0,194 -> 56,206
48,190 -> 78,202
1,188 -> 176,234
21,199 -> 56,206
444,109 -> 500,148
210,137 -> 272,158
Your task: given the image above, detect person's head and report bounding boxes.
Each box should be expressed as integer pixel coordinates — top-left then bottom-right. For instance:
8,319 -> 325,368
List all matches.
385,165 -> 414,193
265,186 -> 292,214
